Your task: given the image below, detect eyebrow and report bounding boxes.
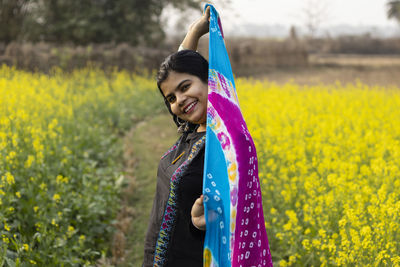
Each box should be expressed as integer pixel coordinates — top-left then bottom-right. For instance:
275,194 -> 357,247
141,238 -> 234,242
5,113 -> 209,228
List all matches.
165,79 -> 190,99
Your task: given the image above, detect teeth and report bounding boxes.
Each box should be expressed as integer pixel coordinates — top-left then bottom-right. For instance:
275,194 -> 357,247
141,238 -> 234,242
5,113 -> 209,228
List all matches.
184,101 -> 196,113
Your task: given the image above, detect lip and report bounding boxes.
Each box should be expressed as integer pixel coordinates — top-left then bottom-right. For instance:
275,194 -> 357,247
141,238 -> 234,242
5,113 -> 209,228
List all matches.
183,101 -> 197,114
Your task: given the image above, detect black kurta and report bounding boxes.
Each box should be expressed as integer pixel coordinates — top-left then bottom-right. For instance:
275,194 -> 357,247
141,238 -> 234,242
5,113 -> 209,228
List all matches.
143,131 -> 206,267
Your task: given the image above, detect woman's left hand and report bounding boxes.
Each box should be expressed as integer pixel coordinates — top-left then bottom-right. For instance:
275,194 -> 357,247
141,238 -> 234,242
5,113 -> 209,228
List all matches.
180,6 -> 210,51
191,195 -> 206,230
188,6 -> 210,39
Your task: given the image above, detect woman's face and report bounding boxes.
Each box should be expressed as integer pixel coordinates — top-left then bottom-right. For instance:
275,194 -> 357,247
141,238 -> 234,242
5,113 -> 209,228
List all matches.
160,71 -> 208,127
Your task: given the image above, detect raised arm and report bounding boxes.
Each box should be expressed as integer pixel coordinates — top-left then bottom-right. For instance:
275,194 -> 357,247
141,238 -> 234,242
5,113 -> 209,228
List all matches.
179,6 -> 210,51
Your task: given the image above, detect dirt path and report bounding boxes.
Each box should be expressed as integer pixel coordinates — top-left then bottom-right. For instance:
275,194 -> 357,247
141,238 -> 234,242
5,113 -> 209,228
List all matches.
108,113 -> 178,266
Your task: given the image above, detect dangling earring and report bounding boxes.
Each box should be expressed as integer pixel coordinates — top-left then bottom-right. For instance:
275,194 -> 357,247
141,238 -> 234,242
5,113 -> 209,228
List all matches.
177,117 -> 189,133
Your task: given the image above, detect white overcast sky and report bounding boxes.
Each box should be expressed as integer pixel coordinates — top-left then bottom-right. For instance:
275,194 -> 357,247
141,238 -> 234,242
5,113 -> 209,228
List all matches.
207,0 -> 397,27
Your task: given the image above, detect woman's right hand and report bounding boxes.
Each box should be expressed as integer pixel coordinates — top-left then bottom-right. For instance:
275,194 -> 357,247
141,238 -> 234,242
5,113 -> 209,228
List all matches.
191,195 -> 206,231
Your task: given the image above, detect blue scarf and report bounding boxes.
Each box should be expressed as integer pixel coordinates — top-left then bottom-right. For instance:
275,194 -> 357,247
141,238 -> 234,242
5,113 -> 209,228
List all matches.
203,4 -> 273,266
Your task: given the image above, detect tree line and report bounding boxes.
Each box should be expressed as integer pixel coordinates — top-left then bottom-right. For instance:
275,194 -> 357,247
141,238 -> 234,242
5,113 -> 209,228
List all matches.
0,0 -> 201,45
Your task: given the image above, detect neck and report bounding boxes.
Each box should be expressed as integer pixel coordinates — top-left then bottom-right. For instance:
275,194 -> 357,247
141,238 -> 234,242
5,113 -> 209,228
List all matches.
196,123 -> 206,132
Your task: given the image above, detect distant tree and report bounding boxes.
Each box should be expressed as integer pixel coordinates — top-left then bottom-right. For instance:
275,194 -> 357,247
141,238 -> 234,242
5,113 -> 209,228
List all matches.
0,0 -> 31,43
1,0 -> 205,45
387,0 -> 400,24
301,0 -> 330,38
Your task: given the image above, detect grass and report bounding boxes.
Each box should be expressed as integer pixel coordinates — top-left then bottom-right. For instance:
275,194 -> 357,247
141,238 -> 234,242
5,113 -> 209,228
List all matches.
119,113 -> 179,266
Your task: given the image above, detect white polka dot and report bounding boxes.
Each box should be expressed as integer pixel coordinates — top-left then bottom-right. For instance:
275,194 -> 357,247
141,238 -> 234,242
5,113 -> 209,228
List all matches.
222,236 -> 227,244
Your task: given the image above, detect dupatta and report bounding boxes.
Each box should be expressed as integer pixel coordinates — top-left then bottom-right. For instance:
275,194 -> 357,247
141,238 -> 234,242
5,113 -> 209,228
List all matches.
203,4 -> 273,267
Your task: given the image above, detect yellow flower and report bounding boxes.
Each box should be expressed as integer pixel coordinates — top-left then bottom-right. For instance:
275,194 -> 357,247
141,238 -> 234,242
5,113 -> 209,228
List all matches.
279,260 -> 288,267
302,239 -> 311,250
35,222 -> 41,230
33,206 -> 39,212
67,225 -> 75,237
3,172 -> 15,185
25,155 -> 35,168
79,235 -> 86,244
39,183 -> 47,191
4,223 -> 10,231
15,191 -> 21,198
56,175 -> 63,184
56,175 -> 69,184
289,255 -> 297,264
23,243 -> 29,251
53,193 -> 60,202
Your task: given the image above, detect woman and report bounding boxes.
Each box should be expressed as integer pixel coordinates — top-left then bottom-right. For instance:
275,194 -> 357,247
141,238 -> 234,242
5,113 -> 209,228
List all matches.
143,7 -> 210,267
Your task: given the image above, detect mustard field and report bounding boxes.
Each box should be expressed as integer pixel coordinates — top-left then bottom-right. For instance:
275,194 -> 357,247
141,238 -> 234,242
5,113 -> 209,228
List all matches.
238,79 -> 400,266
0,66 -> 162,266
1,66 -> 399,266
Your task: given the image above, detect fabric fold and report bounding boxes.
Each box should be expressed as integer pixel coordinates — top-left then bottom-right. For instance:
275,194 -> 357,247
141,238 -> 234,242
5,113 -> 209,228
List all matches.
203,4 -> 273,267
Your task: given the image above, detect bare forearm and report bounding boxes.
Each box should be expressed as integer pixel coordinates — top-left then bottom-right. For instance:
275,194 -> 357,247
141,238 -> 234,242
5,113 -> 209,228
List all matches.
181,31 -> 202,51
179,6 -> 210,51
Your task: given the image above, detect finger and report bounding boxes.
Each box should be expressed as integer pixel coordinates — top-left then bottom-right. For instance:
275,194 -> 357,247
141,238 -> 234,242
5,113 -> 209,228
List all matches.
192,198 -> 205,217
195,196 -> 204,208
205,6 -> 210,16
203,6 -> 210,20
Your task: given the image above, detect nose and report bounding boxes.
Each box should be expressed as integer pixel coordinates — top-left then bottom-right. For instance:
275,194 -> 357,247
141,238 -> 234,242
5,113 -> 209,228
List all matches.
176,92 -> 187,107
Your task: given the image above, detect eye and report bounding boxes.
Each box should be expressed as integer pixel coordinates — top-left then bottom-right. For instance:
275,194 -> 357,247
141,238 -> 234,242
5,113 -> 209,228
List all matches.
166,95 -> 176,103
181,83 -> 190,91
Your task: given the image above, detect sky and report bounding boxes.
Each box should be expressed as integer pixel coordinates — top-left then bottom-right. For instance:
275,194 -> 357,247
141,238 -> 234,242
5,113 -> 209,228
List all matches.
163,0 -> 399,38
215,0 -> 397,27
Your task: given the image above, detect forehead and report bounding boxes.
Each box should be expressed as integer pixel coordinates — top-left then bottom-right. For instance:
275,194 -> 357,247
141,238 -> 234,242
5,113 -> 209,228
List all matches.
160,71 -> 193,95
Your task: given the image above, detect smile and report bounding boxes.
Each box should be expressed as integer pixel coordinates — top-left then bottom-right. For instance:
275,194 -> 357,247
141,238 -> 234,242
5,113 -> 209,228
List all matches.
184,101 -> 197,113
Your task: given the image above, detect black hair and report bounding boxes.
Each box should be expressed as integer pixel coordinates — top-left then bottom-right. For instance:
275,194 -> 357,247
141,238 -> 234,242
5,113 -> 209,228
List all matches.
156,50 -> 208,132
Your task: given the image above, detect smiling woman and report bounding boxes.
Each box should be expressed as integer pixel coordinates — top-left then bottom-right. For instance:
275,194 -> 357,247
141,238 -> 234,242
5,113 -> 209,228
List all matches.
157,52 -> 209,132
142,6 -> 211,267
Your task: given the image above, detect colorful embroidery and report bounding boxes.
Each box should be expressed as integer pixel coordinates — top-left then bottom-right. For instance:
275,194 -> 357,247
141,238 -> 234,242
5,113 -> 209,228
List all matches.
153,135 -> 206,267
161,139 -> 179,159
